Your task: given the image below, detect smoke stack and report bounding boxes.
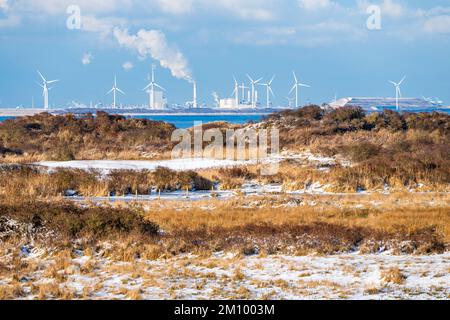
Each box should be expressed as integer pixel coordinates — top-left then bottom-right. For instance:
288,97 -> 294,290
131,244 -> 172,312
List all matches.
193,81 -> 198,109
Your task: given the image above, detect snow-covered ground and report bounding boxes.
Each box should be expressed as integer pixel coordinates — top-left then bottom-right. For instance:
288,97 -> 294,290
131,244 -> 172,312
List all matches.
3,250 -> 449,300
33,150 -> 343,173
35,158 -> 255,172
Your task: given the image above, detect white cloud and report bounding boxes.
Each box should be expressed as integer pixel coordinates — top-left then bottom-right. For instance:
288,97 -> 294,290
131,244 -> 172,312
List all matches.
0,15 -> 20,28
356,0 -> 403,17
81,15 -> 126,38
122,61 -> 134,70
156,0 -> 193,15
82,52 -> 93,65
213,0 -> 276,21
298,0 -> 333,11
0,0 -> 8,11
14,0 -> 132,15
381,0 -> 403,17
113,28 -> 193,82
424,15 -> 450,34
416,6 -> 450,18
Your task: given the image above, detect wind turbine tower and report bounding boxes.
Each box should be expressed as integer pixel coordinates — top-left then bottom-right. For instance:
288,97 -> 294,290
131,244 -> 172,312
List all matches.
107,76 -> 125,109
239,82 -> 249,103
259,75 -> 276,108
389,76 -> 406,111
37,71 -> 59,109
232,76 -> 239,106
286,97 -> 295,108
143,65 -> 165,109
247,74 -> 263,108
290,71 -> 311,108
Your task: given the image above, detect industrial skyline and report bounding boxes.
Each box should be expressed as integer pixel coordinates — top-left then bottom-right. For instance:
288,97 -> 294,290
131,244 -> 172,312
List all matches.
26,66 -> 445,111
0,1 -> 449,108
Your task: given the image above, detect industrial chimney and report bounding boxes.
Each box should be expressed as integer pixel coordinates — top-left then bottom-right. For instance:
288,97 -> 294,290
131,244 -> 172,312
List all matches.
193,81 -> 198,109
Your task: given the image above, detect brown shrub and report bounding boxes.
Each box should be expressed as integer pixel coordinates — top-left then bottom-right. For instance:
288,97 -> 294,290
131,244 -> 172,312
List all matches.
0,201 -> 159,239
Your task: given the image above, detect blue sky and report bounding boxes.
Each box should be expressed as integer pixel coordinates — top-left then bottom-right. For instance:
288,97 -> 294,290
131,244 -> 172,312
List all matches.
0,0 -> 450,108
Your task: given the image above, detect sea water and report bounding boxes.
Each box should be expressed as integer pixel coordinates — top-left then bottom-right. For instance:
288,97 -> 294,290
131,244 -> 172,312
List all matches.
132,114 -> 265,128
0,115 -> 264,128
1,111 -> 449,129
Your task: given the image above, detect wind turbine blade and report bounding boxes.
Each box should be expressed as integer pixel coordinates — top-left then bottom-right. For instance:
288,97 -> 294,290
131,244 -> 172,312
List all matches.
269,75 -> 276,85
398,76 -> 406,86
255,78 -> 263,84
107,88 -> 114,95
143,83 -> 151,91
292,71 -> 298,83
289,85 -> 296,95
299,83 -> 311,88
269,87 -> 275,97
47,80 -> 59,84
37,71 -> 46,82
117,88 -> 125,95
36,82 -> 44,89
233,75 -> 238,85
246,74 -> 253,82
154,84 -> 166,91
389,81 -> 397,86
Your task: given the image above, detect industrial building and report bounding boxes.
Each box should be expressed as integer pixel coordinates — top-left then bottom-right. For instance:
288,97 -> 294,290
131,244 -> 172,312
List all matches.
328,97 -> 443,111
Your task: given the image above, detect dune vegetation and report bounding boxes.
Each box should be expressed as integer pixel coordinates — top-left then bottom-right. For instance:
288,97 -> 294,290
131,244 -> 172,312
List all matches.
262,106 -> 450,192
0,108 -> 449,300
0,112 -> 176,161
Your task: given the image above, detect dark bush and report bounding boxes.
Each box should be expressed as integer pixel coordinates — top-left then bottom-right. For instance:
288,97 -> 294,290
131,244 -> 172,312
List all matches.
342,142 -> 381,162
0,201 -> 159,239
0,112 -> 176,159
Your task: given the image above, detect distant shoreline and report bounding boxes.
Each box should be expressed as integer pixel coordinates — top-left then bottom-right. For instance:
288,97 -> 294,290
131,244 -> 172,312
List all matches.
0,109 -> 49,117
121,113 -> 272,116
0,108 -> 273,117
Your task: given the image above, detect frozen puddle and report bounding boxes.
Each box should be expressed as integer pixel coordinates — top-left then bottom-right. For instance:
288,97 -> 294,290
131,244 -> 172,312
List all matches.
35,158 -> 255,172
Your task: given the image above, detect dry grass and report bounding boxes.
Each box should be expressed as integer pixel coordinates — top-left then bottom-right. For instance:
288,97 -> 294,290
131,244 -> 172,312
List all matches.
381,268 -> 407,285
144,197 -> 450,243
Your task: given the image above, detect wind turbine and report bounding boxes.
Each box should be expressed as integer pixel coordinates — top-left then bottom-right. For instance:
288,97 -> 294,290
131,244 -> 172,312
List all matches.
211,92 -> 220,108
37,71 -> 59,109
286,97 -> 295,108
389,76 -> 406,111
231,76 -> 239,106
290,71 -> 311,108
239,82 -> 249,103
247,74 -> 263,108
107,76 -> 125,109
258,75 -> 276,108
143,65 -> 165,109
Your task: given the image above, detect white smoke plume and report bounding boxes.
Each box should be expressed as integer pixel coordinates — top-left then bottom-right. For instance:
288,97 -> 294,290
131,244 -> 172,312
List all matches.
113,27 -> 193,82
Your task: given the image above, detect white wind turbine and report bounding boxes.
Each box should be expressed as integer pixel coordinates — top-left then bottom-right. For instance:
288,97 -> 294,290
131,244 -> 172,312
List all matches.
258,75 -> 276,108
143,65 -> 165,110
239,82 -> 249,104
389,76 -> 406,111
286,97 -> 295,108
289,71 -> 311,108
231,76 -> 239,106
37,71 -> 59,110
107,76 -> 125,109
247,74 -> 263,108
